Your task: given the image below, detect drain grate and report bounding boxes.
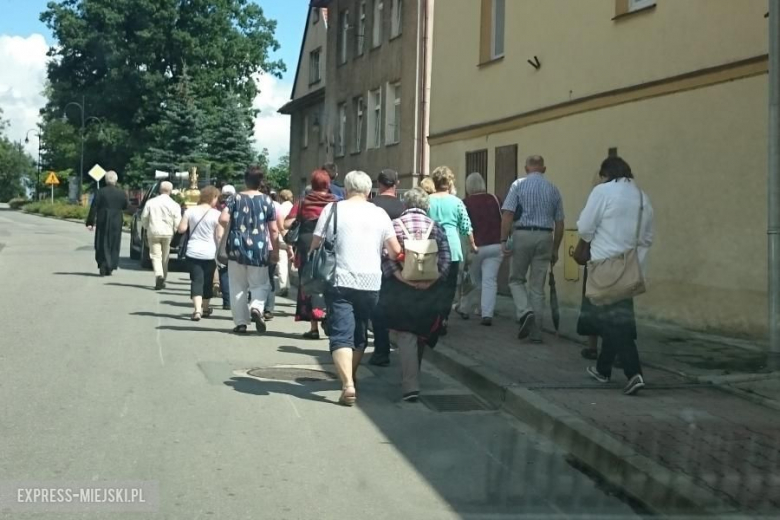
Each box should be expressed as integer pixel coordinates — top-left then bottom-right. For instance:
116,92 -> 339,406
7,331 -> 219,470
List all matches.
246,367 -> 338,383
419,394 -> 492,412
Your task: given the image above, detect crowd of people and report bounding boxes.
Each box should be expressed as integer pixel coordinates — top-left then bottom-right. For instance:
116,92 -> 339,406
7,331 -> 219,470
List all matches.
87,154 -> 654,405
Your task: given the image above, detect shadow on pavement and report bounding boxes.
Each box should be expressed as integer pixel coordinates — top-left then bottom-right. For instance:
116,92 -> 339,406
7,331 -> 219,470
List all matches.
156,325 -> 313,341
277,345 -> 331,361
129,311 -> 232,322
224,376 -> 336,405
53,271 -> 102,277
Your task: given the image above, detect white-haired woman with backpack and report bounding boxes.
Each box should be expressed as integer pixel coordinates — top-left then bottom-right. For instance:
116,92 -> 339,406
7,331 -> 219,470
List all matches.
375,187 -> 452,402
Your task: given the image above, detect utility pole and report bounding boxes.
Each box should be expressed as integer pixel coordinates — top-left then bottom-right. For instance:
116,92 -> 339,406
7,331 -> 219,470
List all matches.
64,95 -> 102,204
769,1 -> 780,355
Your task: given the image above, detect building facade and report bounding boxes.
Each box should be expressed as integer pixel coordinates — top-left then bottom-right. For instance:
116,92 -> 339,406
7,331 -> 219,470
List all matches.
279,6 -> 330,196
284,0 -> 433,193
429,0 -> 770,337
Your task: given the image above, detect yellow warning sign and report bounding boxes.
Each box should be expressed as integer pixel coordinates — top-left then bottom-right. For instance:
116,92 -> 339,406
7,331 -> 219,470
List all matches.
44,171 -> 60,185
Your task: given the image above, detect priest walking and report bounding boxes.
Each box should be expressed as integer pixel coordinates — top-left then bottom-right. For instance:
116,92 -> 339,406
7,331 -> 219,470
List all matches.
86,170 -> 128,276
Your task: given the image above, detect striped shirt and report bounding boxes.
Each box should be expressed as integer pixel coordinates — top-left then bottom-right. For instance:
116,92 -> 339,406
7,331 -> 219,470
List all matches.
382,209 -> 451,280
501,172 -> 564,229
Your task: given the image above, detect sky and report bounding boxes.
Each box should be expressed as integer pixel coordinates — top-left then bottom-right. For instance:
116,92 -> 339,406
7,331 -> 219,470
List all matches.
0,0 -> 310,164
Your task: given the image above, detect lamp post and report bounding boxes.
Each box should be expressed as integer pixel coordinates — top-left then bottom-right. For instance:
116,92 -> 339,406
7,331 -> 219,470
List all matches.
25,129 -> 41,199
63,96 -> 102,203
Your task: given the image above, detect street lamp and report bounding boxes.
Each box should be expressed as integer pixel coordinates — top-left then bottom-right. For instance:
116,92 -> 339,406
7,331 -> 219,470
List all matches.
25,129 -> 42,199
63,96 -> 103,202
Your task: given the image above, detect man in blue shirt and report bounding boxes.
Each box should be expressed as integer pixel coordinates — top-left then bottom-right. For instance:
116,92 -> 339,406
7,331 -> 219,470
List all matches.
500,155 -> 565,343
323,162 -> 346,200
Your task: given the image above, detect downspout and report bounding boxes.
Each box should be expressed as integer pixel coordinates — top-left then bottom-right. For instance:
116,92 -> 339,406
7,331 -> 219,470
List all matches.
420,0 -> 433,179
412,0 -> 422,185
769,1 -> 780,357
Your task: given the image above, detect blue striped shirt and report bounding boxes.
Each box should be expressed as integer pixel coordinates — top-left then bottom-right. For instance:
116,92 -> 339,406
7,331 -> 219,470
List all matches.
501,173 -> 564,229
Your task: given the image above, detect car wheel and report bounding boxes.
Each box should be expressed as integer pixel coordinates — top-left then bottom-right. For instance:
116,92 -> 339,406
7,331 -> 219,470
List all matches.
140,237 -> 152,269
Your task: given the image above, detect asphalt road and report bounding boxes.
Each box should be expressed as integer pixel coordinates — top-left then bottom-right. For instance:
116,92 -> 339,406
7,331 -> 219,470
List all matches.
0,207 -> 644,520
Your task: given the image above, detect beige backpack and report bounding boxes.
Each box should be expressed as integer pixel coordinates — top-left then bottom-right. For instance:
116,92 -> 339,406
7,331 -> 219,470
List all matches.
397,220 -> 439,281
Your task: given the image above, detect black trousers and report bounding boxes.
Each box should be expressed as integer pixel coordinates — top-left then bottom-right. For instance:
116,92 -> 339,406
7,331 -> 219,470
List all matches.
442,261 -> 460,321
595,298 -> 642,379
188,258 -> 216,299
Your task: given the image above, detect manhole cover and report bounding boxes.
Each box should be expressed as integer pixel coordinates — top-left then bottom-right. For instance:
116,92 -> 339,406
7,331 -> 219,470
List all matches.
246,367 -> 338,383
419,394 -> 492,412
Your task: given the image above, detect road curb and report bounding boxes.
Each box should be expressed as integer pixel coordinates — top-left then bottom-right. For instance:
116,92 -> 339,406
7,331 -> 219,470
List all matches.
425,344 -> 743,518
19,210 -> 131,234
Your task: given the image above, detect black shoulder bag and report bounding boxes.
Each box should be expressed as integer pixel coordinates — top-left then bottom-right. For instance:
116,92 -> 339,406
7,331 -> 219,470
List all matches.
179,210 -> 209,258
284,199 -> 305,246
301,203 -> 338,294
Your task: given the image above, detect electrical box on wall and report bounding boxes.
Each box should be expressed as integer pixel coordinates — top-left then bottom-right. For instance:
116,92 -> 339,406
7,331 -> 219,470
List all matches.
564,229 -> 580,282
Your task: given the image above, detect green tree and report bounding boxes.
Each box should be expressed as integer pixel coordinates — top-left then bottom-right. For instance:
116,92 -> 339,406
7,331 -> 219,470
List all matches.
40,0 -> 285,188
144,72 -> 206,177
0,110 -> 36,201
266,154 -> 290,192
207,93 -> 254,184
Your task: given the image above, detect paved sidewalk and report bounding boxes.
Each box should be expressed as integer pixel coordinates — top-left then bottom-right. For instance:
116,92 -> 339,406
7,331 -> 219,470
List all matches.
429,311 -> 780,517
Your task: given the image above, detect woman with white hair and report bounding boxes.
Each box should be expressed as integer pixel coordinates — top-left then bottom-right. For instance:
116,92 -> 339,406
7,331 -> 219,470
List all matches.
86,170 -> 128,276
310,171 -> 402,406
456,172 -> 504,326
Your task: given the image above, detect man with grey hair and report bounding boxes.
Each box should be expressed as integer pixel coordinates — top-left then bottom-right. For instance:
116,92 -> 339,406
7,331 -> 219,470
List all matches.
499,155 -> 564,343
141,180 -> 183,289
86,170 -> 129,276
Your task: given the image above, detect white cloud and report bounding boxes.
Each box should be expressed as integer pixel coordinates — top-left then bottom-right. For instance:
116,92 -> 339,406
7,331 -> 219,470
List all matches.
0,34 -> 49,156
252,72 -> 291,166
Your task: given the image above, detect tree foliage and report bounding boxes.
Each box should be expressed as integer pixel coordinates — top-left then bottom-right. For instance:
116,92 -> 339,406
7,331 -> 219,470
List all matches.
266,154 -> 290,192
207,93 -> 255,184
39,0 -> 285,188
0,110 -> 36,201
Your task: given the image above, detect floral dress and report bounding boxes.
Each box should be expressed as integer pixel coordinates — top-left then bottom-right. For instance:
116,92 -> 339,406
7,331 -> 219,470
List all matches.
225,193 -> 276,266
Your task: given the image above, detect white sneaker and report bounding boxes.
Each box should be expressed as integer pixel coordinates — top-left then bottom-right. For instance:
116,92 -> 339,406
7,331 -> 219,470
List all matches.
623,374 -> 646,395
587,366 -> 610,384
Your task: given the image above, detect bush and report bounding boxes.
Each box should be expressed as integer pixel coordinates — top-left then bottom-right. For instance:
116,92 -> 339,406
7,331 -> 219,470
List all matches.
8,198 -> 31,210
24,202 -> 45,214
24,201 -> 88,220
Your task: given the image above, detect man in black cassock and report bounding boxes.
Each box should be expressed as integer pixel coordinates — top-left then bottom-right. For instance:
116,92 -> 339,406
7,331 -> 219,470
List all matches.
86,170 -> 128,276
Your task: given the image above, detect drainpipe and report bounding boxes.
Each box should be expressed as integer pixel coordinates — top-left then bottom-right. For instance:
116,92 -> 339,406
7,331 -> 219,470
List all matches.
412,0 -> 422,184
769,1 -> 780,356
420,0 -> 433,179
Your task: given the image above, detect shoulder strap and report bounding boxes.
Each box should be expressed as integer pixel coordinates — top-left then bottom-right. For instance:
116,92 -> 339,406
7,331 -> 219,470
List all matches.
422,221 -> 435,240
634,186 -> 644,246
396,219 -> 414,240
190,209 -> 210,235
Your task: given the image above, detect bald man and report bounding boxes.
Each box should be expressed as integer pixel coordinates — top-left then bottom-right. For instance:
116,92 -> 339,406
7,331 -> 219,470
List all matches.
141,180 -> 183,289
499,155 -> 564,343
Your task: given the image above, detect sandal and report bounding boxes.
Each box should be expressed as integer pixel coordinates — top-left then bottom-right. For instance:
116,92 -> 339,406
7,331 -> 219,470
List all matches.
191,312 -> 202,322
202,308 -> 213,318
233,325 -> 248,334
339,385 -> 356,407
251,309 -> 266,334
302,330 -> 320,340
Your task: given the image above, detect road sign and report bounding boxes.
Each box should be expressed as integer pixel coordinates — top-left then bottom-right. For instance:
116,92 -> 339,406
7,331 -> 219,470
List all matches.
44,171 -> 60,185
88,164 -> 106,182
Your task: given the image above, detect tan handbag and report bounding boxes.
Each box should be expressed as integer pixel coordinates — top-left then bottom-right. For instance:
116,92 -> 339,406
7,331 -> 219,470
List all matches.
398,220 -> 439,281
585,189 -> 646,306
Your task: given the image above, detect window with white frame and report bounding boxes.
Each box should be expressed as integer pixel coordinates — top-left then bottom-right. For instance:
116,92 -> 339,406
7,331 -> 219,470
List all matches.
386,82 -> 400,145
367,88 -> 382,148
358,2 -> 367,55
337,103 -> 347,156
309,48 -> 321,84
628,0 -> 656,12
391,0 -> 402,38
339,10 -> 349,64
354,97 -> 364,153
492,0 -> 505,59
302,114 -> 309,149
372,0 -> 383,48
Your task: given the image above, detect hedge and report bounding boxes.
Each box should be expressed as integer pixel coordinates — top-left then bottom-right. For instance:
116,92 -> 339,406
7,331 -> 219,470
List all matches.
24,201 -> 132,228
7,198 -> 31,210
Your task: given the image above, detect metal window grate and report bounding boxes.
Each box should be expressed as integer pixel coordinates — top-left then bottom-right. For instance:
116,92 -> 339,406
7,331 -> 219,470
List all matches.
419,394 -> 493,412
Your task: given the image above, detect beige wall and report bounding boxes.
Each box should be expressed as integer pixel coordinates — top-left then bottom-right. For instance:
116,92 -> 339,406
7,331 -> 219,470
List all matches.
430,0 -> 768,137
293,9 -> 328,101
430,75 -> 768,337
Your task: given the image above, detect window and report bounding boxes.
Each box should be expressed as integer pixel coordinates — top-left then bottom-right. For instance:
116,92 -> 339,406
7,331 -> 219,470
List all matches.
368,88 -> 382,148
339,10 -> 349,64
354,97 -> 364,153
302,114 -> 309,149
480,0 -> 505,64
337,103 -> 347,156
628,0 -> 656,12
386,82 -> 400,145
391,0 -> 402,38
373,0 -> 383,48
492,0 -> 505,59
358,2 -> 367,55
309,48 -> 321,84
